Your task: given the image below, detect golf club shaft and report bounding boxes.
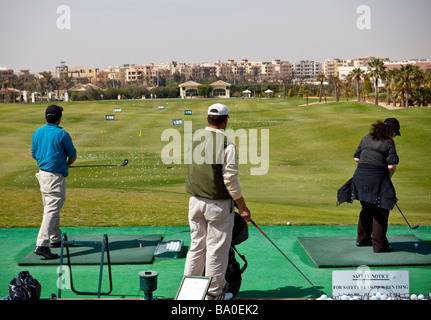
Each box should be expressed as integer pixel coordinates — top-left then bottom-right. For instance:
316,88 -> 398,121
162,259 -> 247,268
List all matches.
71,165 -> 117,167
71,159 -> 128,168
250,219 -> 321,296
395,204 -> 419,229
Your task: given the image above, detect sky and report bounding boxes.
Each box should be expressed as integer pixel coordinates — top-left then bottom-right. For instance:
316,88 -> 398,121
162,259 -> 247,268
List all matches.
1,0 -> 430,73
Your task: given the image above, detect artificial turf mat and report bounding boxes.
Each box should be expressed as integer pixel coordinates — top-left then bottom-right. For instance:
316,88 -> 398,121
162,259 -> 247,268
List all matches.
18,234 -> 163,265
2,226 -> 431,299
297,234 -> 431,268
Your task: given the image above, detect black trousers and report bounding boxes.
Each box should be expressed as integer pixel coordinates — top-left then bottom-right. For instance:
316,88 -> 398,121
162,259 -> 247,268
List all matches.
357,201 -> 390,252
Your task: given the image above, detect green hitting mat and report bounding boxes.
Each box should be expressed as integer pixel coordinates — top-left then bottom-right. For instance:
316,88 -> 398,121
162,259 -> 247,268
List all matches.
297,234 -> 431,268
18,234 -> 163,266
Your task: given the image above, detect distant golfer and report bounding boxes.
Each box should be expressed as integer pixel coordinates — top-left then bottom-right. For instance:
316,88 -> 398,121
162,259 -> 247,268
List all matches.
31,105 -> 77,259
184,103 -> 251,300
338,118 -> 401,253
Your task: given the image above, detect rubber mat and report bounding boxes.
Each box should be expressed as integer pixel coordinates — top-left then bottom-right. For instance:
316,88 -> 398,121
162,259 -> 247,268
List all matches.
297,234 -> 431,268
18,234 -> 163,265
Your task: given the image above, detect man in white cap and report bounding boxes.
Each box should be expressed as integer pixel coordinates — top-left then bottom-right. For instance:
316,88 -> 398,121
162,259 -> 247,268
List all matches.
184,103 -> 251,300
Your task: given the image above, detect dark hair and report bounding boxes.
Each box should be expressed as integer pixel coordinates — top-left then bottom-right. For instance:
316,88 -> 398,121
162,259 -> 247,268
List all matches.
370,120 -> 396,140
45,105 -> 63,123
208,109 -> 228,126
46,114 -> 59,123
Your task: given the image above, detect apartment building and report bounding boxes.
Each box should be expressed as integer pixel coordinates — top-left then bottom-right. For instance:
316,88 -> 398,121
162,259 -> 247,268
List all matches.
323,59 -> 340,78
101,65 -> 127,84
17,69 -> 35,83
323,58 -> 355,78
293,60 -> 322,79
277,60 -> 293,79
70,66 -> 100,83
55,62 -> 100,83
353,56 -> 376,67
214,60 -> 234,80
0,68 -> 15,81
126,65 -> 148,82
0,68 -> 36,84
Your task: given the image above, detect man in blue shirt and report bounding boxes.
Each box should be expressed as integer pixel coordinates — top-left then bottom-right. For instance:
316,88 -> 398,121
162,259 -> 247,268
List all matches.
31,105 -> 77,259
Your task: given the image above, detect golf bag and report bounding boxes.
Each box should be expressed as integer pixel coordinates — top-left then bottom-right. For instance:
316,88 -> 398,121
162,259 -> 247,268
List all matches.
8,271 -> 41,300
224,211 -> 248,297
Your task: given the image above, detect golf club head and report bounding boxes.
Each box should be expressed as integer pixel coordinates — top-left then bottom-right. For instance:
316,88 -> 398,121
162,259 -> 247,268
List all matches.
411,225 -> 419,230
122,159 -> 128,166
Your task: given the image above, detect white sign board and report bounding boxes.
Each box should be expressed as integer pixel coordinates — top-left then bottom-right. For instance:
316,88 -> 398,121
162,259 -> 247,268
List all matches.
333,268 -> 409,298
175,276 -> 212,300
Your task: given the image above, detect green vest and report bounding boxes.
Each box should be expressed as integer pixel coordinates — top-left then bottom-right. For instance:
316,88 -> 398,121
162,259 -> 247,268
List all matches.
185,130 -> 231,200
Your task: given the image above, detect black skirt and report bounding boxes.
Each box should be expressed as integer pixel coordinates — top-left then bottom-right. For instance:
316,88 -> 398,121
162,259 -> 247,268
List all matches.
337,163 -> 397,210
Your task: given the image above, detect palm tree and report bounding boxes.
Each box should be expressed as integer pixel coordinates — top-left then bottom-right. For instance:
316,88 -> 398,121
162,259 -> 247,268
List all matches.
25,80 -> 37,102
343,81 -> 352,101
316,74 -> 326,103
367,58 -> 386,105
424,69 -> 431,87
384,69 -> 395,105
58,74 -> 72,100
1,79 -> 10,103
304,89 -> 310,105
397,64 -> 422,107
332,76 -> 341,102
348,68 -> 365,102
40,71 -> 56,101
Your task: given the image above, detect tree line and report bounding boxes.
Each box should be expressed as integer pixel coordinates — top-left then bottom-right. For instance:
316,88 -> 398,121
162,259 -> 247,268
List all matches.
343,59 -> 431,107
2,59 -> 430,106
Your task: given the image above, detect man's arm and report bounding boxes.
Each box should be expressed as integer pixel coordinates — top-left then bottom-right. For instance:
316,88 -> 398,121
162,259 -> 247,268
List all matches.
223,143 -> 251,222
234,196 -> 251,222
67,156 -> 77,167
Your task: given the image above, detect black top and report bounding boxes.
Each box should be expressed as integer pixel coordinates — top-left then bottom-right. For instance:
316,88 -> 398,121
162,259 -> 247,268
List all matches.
354,134 -> 399,167
337,134 -> 399,210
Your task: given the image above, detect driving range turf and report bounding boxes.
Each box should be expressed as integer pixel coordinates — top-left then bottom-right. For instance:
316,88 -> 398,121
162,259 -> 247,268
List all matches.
0,97 -> 430,299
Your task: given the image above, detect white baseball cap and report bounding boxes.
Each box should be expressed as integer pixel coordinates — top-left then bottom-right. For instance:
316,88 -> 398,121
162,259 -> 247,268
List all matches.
208,103 -> 229,116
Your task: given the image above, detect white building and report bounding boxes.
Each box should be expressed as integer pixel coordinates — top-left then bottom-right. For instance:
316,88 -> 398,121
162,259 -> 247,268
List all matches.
338,66 -> 368,81
293,60 -> 322,79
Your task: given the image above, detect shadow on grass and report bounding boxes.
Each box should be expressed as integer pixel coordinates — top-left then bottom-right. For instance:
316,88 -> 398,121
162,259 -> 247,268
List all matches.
238,285 -> 323,299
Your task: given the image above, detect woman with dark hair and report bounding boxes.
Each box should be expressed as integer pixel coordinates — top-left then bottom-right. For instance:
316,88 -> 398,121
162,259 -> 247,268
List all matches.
337,118 -> 401,253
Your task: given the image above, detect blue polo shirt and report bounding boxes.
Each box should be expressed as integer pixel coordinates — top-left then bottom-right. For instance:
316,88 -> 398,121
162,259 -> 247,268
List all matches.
31,123 -> 77,177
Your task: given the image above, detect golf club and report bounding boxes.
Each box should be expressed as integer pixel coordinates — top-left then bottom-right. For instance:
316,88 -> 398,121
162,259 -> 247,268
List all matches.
71,159 -> 128,168
250,219 -> 322,296
396,204 -> 419,229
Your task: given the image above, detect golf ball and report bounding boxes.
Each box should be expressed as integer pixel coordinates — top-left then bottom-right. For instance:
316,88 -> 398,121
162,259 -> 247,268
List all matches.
410,294 -> 418,300
286,222 -> 291,225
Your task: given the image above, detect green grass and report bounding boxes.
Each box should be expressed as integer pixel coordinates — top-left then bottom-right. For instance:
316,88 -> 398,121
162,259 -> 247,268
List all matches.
0,97 -> 430,227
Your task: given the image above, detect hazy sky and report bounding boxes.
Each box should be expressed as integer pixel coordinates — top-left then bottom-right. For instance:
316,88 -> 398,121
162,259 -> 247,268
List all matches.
1,0 -> 430,73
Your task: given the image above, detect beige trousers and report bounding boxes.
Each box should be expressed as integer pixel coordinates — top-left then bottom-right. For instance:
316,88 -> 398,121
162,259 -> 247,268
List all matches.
184,196 -> 234,297
35,171 -> 66,247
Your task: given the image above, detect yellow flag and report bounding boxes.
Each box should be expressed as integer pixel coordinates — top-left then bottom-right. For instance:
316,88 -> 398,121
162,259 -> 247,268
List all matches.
139,130 -> 142,137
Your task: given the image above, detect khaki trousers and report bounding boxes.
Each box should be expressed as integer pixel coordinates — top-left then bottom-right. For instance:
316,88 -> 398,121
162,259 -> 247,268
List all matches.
184,196 -> 234,297
35,171 -> 66,247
